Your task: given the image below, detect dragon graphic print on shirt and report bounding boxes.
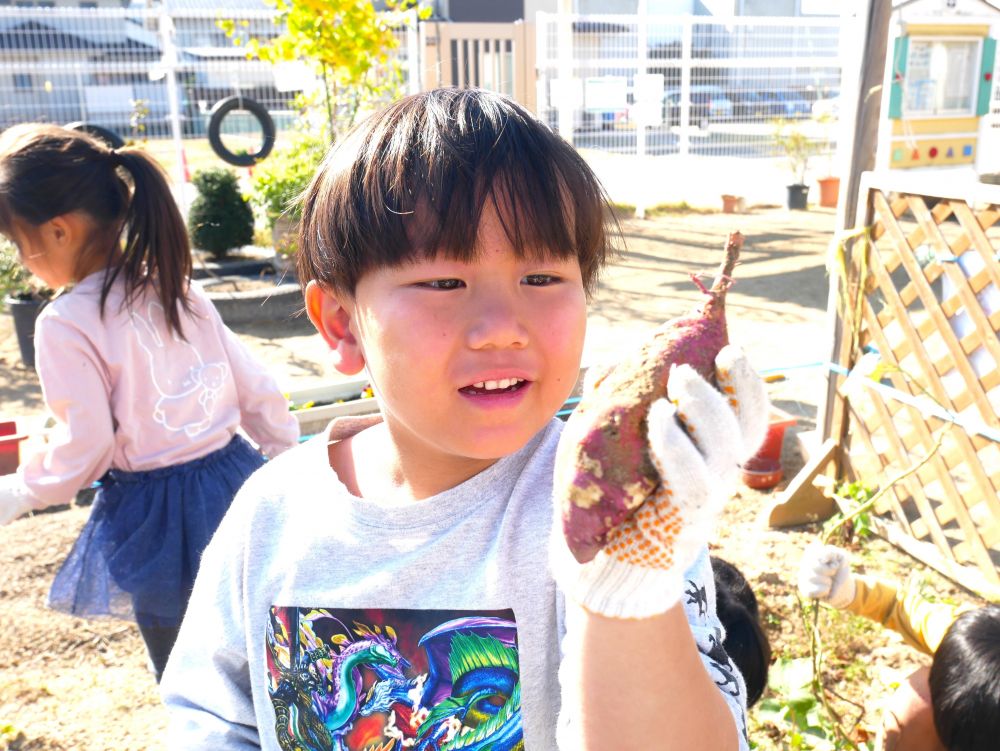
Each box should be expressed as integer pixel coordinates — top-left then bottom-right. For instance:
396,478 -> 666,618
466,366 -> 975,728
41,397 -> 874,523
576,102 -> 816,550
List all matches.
266,607 -> 523,751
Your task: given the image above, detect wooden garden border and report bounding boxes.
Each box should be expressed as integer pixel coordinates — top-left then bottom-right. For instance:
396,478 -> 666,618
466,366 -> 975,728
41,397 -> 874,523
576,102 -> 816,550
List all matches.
819,171 -> 1000,601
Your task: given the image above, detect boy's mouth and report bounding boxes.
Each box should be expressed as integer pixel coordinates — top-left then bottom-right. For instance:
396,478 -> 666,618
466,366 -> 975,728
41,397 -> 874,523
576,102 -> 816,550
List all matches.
459,377 -> 528,395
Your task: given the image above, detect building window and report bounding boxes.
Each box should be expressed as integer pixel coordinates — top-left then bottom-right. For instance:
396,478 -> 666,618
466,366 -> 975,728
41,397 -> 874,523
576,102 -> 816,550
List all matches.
905,37 -> 980,116
14,73 -> 32,90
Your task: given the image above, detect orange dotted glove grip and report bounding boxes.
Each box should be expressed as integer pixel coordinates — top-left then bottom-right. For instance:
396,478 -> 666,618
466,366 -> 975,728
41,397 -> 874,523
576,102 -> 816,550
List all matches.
552,345 -> 769,619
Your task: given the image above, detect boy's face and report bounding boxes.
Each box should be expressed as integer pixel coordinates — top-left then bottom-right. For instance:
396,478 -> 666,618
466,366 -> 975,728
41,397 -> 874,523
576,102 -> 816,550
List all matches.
331,206 -> 587,468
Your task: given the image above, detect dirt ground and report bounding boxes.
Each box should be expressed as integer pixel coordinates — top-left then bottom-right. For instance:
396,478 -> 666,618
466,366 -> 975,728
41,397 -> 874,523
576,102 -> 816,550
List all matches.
0,207 -> 982,751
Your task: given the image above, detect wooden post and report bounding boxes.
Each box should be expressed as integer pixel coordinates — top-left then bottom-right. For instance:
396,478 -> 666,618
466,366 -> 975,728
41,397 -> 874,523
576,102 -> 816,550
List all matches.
817,0 -> 893,445
773,2 -> 892,527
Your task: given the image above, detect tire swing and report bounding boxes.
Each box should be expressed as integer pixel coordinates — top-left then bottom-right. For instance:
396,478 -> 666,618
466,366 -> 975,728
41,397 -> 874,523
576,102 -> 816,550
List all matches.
64,121 -> 126,150
207,95 -> 276,168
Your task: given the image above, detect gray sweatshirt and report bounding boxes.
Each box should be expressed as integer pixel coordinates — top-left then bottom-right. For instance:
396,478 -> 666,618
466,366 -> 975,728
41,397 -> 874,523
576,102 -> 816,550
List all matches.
161,417 -> 748,750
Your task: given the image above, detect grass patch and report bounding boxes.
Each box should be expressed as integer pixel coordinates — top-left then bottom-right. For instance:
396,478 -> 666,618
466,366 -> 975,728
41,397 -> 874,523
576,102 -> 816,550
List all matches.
608,200 -> 719,219
646,201 -> 715,216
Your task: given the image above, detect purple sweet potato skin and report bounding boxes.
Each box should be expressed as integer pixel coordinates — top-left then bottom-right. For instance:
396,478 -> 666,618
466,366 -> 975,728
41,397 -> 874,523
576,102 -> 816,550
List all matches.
555,232 -> 743,564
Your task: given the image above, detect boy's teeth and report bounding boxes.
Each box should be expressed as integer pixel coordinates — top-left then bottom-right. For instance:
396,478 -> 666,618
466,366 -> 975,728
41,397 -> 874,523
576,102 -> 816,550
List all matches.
470,378 -> 523,391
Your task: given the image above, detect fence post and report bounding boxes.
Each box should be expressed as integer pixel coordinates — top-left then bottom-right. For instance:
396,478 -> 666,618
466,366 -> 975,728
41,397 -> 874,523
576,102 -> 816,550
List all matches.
74,64 -> 87,123
157,8 -> 187,211
556,9 -> 575,147
406,10 -> 421,96
635,6 -> 648,219
679,15 -> 692,158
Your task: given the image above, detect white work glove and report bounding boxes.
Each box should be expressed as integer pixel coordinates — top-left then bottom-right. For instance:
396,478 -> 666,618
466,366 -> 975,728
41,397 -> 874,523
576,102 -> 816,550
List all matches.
554,345 -> 770,619
0,473 -> 39,526
797,543 -> 856,609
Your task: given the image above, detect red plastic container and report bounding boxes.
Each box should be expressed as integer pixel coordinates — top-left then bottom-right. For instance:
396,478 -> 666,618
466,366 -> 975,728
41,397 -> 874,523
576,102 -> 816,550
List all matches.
740,409 -> 797,490
0,420 -> 27,475
741,456 -> 784,489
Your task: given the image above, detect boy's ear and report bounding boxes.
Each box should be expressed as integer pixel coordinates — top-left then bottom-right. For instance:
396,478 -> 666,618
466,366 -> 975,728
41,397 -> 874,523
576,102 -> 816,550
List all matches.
304,280 -> 366,375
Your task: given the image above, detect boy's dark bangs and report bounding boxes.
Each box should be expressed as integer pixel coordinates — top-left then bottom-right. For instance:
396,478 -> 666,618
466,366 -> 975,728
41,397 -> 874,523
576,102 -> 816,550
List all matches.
398,139 -> 589,269
303,89 -> 613,293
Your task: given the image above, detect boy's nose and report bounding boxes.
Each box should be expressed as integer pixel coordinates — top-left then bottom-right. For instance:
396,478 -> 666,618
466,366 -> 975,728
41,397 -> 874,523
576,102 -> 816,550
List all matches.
465,293 -> 529,350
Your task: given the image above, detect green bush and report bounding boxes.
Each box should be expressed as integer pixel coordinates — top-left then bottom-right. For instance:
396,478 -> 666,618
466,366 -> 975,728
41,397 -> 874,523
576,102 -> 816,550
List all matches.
188,168 -> 255,260
0,237 -> 52,304
249,133 -> 327,228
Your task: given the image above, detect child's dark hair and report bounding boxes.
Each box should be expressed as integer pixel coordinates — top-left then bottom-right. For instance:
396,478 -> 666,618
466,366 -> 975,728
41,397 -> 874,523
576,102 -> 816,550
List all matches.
0,124 -> 192,334
298,87 -> 618,296
711,556 -> 771,707
929,604 -> 1000,751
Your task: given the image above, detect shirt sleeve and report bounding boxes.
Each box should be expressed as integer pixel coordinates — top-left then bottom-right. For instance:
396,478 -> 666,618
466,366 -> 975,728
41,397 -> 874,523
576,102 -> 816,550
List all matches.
555,547 -> 749,751
210,307 -> 300,459
160,486 -> 261,750
846,576 -> 971,655
19,313 -> 115,507
681,548 -> 751,751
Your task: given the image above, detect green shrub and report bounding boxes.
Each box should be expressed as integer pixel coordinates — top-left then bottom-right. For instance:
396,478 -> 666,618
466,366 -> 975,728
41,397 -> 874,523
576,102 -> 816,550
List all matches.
188,168 -> 255,260
0,237 -> 52,304
249,133 -> 327,228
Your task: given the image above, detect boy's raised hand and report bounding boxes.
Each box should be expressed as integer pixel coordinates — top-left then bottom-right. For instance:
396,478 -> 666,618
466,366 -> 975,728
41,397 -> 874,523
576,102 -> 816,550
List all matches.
797,543 -> 856,609
555,345 -> 768,618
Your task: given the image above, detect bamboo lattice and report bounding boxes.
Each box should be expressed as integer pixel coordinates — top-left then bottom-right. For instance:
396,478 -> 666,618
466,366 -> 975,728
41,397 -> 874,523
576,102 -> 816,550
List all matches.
830,181 -> 1000,600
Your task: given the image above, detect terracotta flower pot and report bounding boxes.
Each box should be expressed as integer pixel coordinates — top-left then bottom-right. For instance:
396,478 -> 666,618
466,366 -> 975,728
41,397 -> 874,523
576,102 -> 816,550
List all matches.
817,176 -> 840,208
721,194 -> 743,214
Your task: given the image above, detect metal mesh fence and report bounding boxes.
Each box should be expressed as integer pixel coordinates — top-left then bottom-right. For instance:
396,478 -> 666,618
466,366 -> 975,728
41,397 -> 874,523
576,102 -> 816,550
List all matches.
0,5 -> 417,143
537,14 -> 843,160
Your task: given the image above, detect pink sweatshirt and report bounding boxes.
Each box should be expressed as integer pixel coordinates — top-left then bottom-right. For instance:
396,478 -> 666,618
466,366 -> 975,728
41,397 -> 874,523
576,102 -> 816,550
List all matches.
19,272 -> 300,506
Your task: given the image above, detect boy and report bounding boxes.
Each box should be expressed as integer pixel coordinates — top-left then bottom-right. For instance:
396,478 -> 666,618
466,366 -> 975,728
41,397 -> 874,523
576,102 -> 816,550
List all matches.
799,543 -> 1000,751
162,88 -> 768,750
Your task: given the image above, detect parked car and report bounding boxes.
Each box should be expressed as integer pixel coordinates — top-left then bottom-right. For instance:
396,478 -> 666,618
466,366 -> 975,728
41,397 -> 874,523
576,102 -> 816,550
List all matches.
757,90 -> 811,119
728,90 -> 782,120
664,86 -> 734,128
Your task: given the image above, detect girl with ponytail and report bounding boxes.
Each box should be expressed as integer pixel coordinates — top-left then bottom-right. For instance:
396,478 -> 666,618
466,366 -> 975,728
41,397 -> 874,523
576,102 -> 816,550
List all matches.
0,124 -> 299,680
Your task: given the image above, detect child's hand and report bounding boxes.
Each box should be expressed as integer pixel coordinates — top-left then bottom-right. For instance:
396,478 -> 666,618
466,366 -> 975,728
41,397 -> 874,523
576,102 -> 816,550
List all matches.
554,345 -> 769,619
0,474 -> 37,526
798,543 -> 856,608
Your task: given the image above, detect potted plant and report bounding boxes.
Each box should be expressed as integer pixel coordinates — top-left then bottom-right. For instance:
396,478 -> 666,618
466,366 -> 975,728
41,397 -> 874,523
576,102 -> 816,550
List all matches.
187,168 -> 255,261
811,110 -> 840,208
773,119 -> 818,211
1,238 -> 54,369
249,133 -> 327,274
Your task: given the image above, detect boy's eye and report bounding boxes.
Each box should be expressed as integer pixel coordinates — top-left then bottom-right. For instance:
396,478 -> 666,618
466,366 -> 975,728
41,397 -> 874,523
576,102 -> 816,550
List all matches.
523,274 -> 559,286
417,278 -> 464,290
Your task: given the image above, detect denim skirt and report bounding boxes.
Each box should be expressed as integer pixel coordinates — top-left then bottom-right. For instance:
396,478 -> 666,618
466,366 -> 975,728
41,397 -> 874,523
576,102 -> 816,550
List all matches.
48,434 -> 263,627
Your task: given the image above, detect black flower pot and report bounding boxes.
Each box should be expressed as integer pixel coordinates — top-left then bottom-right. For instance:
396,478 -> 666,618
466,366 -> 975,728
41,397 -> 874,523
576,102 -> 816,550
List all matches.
5,295 -> 45,369
786,183 -> 809,211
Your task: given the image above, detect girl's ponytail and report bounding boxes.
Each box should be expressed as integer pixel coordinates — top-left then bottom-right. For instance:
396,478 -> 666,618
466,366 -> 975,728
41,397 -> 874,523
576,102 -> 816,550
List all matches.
110,149 -> 192,336
0,124 -> 192,337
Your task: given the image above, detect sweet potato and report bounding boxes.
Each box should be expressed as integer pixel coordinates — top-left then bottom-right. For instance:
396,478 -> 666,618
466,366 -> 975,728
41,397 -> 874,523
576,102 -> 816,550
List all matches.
556,231 -> 744,563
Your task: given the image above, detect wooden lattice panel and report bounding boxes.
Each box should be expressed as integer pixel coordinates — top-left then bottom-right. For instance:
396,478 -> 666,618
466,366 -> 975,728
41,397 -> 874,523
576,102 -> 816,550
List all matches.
831,183 -> 1000,599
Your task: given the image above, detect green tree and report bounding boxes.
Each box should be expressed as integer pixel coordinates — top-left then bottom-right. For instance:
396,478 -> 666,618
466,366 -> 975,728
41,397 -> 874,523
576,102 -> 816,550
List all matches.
220,0 -> 428,141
